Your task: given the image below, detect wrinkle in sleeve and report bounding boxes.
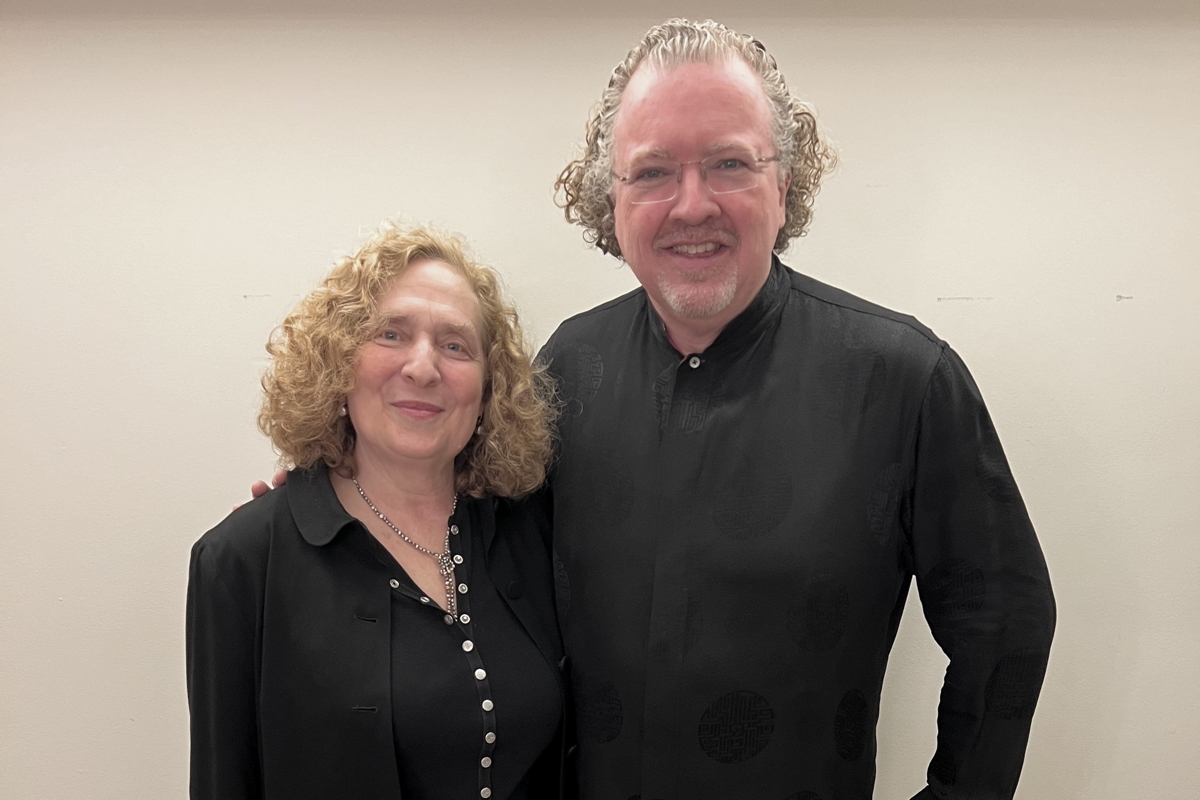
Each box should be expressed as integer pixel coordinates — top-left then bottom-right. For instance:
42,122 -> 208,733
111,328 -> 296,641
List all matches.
906,347 -> 1055,800
186,539 -> 262,800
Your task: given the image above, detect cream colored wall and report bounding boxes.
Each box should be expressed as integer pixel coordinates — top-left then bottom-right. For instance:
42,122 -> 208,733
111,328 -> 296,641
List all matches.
1,3 -> 1197,798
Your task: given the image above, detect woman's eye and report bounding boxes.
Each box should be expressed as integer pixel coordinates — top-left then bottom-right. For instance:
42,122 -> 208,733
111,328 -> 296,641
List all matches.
380,330 -> 398,341
446,342 -> 463,352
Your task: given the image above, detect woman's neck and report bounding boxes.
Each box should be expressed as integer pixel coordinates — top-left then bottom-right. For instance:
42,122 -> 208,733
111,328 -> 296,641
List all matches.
332,447 -> 458,541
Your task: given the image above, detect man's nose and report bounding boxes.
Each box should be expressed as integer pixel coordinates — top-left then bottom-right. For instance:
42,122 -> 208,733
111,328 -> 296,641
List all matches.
668,163 -> 720,224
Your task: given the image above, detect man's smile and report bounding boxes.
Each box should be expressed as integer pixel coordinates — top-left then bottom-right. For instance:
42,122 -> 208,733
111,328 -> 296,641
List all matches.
670,242 -> 720,255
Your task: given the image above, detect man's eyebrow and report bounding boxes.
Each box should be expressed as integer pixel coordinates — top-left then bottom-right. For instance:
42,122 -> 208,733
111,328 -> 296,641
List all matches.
703,141 -> 754,155
627,143 -> 754,162
626,147 -> 673,162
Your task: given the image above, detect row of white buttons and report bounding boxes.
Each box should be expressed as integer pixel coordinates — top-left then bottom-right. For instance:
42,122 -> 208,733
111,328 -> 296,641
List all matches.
387,539 -> 491,798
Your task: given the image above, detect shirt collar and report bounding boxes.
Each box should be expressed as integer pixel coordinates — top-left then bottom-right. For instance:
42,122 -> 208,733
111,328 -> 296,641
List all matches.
289,461 -> 486,550
287,462 -> 359,547
643,255 -> 790,357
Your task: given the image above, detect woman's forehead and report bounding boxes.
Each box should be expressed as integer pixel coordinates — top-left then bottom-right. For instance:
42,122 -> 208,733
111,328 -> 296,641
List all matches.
375,260 -> 483,335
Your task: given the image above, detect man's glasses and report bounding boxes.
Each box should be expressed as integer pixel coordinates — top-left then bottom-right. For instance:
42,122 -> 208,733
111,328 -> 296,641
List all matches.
613,152 -> 780,205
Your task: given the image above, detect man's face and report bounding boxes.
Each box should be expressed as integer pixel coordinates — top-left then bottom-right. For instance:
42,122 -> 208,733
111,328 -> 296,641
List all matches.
610,58 -> 788,335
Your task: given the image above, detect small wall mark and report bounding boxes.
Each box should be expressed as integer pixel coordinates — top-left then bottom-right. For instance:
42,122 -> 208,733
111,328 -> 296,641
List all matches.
936,296 -> 994,303
1116,295 -> 1133,302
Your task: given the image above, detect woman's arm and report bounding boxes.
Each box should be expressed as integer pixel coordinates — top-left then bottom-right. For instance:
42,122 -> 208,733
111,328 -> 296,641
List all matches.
186,538 -> 262,800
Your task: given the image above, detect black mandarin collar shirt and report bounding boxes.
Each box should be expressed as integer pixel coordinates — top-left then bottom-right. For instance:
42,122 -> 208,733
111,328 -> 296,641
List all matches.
539,257 -> 1055,800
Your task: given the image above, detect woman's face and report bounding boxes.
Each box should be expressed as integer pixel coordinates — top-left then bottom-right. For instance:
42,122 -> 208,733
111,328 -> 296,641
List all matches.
346,259 -> 486,476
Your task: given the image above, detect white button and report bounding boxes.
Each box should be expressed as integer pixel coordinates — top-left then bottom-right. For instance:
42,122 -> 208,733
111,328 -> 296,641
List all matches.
388,579 -> 400,589
443,614 -> 454,625
481,756 -> 492,768
450,524 -> 459,535
688,355 -> 701,368
453,554 -> 464,564
458,583 -> 469,594
459,613 -> 471,624
419,596 -> 430,604
484,731 -> 496,744
475,668 -> 487,680
482,699 -> 493,711
462,640 -> 474,652
480,789 -> 491,798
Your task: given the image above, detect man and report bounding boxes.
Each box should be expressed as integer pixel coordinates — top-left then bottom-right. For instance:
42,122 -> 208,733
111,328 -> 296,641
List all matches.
539,18 -> 1054,800
252,18 -> 1053,799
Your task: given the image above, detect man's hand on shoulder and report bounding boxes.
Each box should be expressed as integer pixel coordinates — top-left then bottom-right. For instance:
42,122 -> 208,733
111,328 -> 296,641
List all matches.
240,469 -> 289,509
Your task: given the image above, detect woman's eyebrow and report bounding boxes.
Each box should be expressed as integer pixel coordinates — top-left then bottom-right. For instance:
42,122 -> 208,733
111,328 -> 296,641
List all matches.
376,313 -> 478,337
439,320 -> 479,338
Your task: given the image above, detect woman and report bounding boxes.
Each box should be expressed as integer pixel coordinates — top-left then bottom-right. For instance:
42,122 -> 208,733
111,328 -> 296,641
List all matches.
187,223 -> 566,799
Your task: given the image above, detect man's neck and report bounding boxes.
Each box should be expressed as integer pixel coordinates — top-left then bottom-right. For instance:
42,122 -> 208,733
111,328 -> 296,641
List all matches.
651,262 -> 774,355
660,314 -> 727,356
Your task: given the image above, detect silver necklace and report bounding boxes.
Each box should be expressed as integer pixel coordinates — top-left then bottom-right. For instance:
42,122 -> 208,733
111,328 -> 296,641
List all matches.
352,476 -> 460,618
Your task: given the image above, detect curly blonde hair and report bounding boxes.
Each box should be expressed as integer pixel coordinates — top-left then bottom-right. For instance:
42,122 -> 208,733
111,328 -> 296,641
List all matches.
554,18 -> 837,259
258,222 -> 557,499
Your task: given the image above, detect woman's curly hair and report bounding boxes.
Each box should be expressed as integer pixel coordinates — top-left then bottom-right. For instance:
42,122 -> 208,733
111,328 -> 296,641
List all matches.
554,18 -> 837,259
257,222 -> 557,499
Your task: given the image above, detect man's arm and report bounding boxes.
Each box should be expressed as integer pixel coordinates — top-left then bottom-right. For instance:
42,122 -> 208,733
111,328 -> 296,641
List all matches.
906,347 -> 1055,800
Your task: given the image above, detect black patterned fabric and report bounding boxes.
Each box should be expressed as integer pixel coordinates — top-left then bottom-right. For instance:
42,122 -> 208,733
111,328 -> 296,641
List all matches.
539,258 -> 1055,800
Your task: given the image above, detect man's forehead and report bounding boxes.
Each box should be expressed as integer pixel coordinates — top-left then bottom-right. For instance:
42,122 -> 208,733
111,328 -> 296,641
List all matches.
612,57 -> 773,155
621,56 -> 766,106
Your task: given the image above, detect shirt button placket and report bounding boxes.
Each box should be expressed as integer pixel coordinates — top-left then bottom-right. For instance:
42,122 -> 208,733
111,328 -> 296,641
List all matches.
476,662 -> 497,795
446,514 -> 493,799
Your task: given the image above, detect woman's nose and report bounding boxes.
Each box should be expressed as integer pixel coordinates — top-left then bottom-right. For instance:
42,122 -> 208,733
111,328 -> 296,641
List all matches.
401,338 -> 440,384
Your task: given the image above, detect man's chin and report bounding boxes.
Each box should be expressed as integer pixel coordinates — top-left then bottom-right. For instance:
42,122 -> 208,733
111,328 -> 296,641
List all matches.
659,278 -> 738,320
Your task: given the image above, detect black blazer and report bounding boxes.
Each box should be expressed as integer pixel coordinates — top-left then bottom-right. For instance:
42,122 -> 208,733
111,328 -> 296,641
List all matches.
186,466 -> 569,799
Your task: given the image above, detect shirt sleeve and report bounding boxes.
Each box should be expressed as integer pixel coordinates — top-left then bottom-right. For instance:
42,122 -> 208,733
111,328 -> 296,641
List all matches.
905,347 -> 1056,800
186,539 -> 263,800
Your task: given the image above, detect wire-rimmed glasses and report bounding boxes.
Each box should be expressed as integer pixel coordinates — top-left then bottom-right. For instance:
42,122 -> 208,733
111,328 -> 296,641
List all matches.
613,151 -> 781,205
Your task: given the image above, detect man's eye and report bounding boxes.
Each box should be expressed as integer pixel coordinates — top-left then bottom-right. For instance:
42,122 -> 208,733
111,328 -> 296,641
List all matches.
634,167 -> 670,182
446,342 -> 463,352
713,158 -> 748,171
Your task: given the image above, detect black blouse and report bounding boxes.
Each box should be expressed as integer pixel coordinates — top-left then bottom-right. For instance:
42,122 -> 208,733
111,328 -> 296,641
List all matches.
186,465 -> 567,800
539,257 -> 1055,800
359,504 -> 561,799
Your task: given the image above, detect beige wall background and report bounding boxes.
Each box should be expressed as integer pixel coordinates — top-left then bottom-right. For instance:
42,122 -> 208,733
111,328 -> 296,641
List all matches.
2,1 -> 1198,798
